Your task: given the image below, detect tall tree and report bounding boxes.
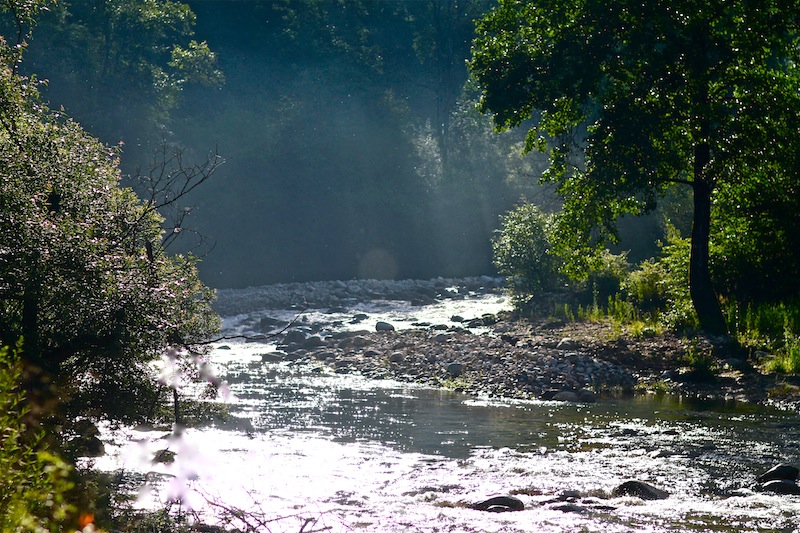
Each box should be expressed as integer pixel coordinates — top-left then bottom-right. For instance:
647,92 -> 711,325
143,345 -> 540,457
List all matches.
470,0 -> 800,334
0,0 -> 220,422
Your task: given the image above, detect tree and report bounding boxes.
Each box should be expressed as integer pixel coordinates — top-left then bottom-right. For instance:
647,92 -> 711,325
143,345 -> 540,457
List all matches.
0,1 -> 221,423
12,0 -> 223,147
470,0 -> 800,334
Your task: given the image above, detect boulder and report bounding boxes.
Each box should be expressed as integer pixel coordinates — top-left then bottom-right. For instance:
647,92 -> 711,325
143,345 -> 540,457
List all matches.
303,335 -> 327,348
760,479 -> 800,495
757,464 -> 799,483
612,480 -> 670,500
282,330 -> 307,344
552,391 -> 579,402
376,321 -> 395,332
576,388 -> 597,402
389,352 -> 406,363
446,363 -> 465,378
471,496 -> 524,512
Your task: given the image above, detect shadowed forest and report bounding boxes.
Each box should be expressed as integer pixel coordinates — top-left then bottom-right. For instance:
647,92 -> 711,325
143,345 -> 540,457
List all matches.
17,0 -> 663,288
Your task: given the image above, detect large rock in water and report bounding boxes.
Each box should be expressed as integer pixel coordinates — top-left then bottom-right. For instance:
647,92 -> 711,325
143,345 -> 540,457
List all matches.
375,321 -> 395,332
471,495 -> 525,512
760,479 -> 800,495
612,480 -> 670,500
757,464 -> 799,483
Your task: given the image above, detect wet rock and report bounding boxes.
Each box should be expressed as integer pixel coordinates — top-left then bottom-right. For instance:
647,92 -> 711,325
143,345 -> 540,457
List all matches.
451,315 -> 465,322
557,490 -> 582,501
576,388 -> 597,402
376,321 -> 395,332
389,352 -> 406,363
352,336 -> 372,347
303,335 -> 327,348
552,390 -> 579,402
612,480 -> 669,500
314,351 -> 336,361
471,496 -> 524,512
261,351 -> 286,363
432,333 -> 451,343
540,389 -> 562,400
153,449 -> 176,464
757,463 -> 799,483
283,330 -> 308,344
760,479 -> 800,495
549,503 -> 588,513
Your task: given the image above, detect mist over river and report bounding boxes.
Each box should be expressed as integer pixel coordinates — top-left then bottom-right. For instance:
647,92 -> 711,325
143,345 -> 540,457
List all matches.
96,278 -> 800,532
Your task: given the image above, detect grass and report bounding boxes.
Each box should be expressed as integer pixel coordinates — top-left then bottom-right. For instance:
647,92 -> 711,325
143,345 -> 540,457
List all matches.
728,300 -> 800,375
549,294 -> 664,340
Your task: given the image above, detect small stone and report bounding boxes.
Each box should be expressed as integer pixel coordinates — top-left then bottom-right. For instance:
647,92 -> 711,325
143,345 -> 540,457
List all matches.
261,352 -> 285,362
389,352 -> 406,363
556,338 -> 578,350
550,503 -> 588,514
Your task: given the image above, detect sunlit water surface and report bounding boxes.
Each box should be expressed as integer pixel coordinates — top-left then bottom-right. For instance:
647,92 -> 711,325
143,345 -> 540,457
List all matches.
96,294 -> 800,532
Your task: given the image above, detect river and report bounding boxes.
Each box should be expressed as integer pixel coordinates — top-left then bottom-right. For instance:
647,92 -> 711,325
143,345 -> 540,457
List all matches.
95,279 -> 800,532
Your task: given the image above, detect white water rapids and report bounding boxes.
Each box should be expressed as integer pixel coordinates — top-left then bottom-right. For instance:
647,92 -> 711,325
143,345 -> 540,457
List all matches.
93,281 -> 800,532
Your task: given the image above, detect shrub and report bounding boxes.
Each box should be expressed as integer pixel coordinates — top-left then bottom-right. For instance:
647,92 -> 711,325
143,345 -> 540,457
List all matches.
492,203 -> 561,301
577,249 -> 631,305
0,345 -> 77,532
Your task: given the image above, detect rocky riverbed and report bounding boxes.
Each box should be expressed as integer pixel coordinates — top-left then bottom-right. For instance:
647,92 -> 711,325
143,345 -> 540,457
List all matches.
213,276 -> 800,410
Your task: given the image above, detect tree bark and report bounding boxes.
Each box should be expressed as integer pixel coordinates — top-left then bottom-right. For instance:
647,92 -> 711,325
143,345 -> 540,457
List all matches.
690,143 -> 728,335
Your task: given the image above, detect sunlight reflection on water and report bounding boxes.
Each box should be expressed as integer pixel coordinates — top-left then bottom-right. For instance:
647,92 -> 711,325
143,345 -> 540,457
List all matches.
95,290 -> 800,532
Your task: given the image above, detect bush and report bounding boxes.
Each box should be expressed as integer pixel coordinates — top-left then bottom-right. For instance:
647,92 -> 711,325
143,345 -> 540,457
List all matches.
576,249 -> 631,306
492,203 -> 561,301
0,345 -> 77,532
632,230 -> 698,330
623,259 -> 668,311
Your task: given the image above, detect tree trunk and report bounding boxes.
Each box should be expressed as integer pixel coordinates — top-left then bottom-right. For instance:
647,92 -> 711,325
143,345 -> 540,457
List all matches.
690,146 -> 728,335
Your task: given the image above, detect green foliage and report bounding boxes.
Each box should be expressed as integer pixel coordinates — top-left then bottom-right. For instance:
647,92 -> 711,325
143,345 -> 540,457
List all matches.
637,232 -> 698,331
0,23 -> 220,423
470,0 -> 800,334
680,341 -> 718,382
623,260 -> 669,312
729,300 -> 800,374
580,249 -> 631,305
492,203 -> 560,300
0,345 -> 76,532
16,0 -> 223,144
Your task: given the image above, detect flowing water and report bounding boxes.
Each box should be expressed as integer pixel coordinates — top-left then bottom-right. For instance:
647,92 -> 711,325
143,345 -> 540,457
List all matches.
96,287 -> 800,532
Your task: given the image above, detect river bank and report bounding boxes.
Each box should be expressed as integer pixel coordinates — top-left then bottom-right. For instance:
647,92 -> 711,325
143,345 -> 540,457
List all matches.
214,277 -> 800,412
